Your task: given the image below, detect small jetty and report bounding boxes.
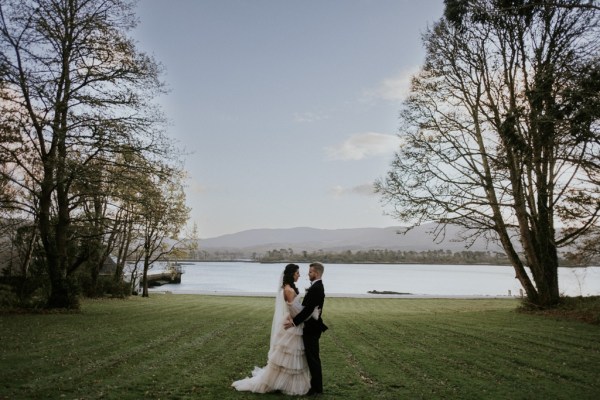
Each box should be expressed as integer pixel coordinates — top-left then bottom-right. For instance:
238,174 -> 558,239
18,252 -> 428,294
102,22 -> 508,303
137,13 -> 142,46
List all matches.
147,262 -> 184,287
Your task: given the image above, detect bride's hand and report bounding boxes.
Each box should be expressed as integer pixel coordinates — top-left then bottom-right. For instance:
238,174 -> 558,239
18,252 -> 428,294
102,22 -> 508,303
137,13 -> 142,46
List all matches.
283,315 -> 294,330
311,306 -> 320,320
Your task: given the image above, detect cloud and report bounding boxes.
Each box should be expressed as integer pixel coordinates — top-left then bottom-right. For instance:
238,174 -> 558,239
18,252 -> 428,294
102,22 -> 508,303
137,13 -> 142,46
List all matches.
364,67 -> 419,102
187,177 -> 208,194
325,132 -> 400,161
293,111 -> 328,123
330,183 -> 376,197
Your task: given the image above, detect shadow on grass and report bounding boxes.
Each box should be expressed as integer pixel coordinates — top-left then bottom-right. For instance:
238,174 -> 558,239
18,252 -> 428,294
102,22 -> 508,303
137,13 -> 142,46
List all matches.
518,295 -> 600,325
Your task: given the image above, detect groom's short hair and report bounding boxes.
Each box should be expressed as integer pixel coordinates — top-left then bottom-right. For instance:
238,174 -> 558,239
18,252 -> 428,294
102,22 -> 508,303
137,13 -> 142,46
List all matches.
310,262 -> 324,275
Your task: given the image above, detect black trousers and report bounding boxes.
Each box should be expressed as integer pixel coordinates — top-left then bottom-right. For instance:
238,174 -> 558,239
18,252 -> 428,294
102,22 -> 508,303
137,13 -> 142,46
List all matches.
303,332 -> 322,393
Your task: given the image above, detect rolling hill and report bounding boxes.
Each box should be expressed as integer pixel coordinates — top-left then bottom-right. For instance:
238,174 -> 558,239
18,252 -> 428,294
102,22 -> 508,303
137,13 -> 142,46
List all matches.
197,224 -> 507,253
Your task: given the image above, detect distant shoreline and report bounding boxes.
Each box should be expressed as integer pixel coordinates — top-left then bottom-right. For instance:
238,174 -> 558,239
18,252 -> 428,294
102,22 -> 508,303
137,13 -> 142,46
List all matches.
161,260 -> 597,268
147,290 -> 518,299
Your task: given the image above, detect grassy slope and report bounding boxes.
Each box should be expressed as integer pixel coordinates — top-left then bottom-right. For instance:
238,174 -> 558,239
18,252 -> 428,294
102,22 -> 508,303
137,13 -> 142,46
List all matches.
1,295 -> 599,399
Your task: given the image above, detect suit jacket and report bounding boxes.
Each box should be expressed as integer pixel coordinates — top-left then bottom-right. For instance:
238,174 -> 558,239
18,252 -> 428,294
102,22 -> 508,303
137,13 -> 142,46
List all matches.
293,280 -> 327,334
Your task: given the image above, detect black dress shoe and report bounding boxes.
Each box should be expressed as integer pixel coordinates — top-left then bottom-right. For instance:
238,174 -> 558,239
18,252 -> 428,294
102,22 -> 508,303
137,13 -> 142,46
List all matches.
306,389 -> 323,396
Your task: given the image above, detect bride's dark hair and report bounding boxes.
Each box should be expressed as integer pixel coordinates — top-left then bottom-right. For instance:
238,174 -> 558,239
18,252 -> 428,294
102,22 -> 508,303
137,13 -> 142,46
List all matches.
282,263 -> 300,294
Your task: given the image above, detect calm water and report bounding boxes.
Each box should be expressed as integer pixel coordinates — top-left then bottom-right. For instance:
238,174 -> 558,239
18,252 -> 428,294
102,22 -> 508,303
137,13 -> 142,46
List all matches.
148,262 -> 600,297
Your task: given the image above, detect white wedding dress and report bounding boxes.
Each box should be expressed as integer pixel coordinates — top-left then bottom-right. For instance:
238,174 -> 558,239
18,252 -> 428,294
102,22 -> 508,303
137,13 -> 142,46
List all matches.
231,294 -> 311,395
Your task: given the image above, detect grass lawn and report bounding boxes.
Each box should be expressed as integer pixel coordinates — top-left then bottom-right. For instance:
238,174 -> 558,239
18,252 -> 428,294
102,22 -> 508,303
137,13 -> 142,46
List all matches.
1,295 -> 599,399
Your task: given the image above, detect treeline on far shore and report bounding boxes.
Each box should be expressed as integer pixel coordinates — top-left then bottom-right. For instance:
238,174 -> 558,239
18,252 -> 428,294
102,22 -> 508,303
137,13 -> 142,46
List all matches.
183,248 -> 596,267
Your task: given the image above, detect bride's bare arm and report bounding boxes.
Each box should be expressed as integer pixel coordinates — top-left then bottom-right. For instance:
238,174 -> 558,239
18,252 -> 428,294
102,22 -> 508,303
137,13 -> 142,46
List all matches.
283,285 -> 296,303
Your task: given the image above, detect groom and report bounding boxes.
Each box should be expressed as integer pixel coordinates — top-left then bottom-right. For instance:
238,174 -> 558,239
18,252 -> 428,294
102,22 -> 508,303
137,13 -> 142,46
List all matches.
285,262 -> 328,396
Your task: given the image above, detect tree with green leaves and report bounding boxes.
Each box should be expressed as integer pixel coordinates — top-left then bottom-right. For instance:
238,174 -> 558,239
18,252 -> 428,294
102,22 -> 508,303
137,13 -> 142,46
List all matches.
134,166 -> 189,297
376,0 -> 600,307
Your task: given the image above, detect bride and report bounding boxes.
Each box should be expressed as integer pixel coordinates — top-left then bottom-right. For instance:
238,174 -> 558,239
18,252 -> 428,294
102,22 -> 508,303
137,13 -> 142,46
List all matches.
232,263 -> 317,395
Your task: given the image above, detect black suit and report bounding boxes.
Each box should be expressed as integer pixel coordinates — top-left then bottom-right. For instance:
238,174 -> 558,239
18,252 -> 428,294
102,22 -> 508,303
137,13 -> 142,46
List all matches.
293,280 -> 327,393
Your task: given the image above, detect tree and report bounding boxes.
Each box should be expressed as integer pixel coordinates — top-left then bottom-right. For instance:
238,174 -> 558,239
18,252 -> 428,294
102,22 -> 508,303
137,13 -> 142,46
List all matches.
72,156 -> 125,296
135,166 -> 189,297
0,0 -> 172,308
376,0 -> 600,307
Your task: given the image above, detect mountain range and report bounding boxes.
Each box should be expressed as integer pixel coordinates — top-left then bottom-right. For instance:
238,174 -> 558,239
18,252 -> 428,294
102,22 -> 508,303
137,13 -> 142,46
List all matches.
197,223 -> 507,254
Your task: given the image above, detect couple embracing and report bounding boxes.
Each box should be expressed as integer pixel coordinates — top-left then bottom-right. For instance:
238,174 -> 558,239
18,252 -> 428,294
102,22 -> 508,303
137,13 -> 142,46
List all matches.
232,262 -> 328,396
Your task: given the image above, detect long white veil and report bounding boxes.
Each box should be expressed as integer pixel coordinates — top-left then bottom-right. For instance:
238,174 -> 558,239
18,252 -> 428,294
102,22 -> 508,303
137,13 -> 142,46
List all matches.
269,272 -> 287,355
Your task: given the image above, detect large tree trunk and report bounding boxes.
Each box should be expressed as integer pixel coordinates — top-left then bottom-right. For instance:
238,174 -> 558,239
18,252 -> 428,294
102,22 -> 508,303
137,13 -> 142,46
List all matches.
39,161 -> 75,308
525,224 -> 560,306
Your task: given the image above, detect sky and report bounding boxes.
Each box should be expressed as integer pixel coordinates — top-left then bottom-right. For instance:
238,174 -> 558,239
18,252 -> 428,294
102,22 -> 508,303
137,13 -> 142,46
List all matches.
131,0 -> 445,238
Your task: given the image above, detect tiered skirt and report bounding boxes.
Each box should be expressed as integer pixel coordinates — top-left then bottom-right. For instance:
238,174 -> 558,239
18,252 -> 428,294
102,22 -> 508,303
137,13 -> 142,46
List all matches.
232,324 -> 310,395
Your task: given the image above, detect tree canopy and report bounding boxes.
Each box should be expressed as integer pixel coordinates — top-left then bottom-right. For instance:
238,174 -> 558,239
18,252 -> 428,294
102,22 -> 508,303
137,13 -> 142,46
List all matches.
0,0 -> 189,308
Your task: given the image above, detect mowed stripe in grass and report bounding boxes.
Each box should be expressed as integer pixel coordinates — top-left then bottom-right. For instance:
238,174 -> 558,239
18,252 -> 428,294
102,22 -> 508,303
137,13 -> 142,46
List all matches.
1,296 -> 273,399
1,295 -> 599,399
324,299 -> 600,399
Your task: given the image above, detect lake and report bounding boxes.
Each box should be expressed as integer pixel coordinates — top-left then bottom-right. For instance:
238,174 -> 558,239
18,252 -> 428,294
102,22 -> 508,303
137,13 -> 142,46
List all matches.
148,262 -> 600,298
